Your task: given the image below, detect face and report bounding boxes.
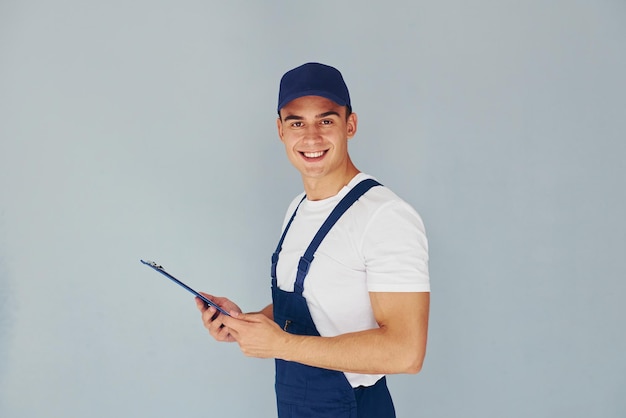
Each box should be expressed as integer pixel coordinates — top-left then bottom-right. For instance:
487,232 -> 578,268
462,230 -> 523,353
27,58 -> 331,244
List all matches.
277,95 -> 357,185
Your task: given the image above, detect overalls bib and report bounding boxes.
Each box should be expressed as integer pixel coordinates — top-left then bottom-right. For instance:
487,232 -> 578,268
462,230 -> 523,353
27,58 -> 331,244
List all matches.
270,178 -> 396,418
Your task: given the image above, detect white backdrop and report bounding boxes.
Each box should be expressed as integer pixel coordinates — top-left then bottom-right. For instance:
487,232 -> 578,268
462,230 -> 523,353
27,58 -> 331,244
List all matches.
1,1 -> 625,417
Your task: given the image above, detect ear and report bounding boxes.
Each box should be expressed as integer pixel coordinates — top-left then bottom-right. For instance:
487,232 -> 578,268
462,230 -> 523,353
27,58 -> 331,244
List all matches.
346,112 -> 358,139
276,117 -> 285,142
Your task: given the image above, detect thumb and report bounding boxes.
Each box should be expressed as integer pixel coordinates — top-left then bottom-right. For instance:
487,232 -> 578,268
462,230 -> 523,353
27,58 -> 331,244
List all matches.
229,311 -> 261,322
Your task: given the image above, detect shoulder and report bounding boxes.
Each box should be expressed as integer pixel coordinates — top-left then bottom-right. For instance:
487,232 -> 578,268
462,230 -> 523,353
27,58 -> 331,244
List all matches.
354,174 -> 425,227
280,191 -> 307,229
353,173 -> 407,204
287,191 -> 307,212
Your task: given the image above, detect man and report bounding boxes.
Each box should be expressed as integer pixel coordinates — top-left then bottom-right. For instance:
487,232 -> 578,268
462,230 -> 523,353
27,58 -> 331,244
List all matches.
196,62 -> 430,418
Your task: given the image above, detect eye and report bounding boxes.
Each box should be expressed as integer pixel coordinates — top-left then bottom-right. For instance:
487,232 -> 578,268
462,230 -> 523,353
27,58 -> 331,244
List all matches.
320,119 -> 333,125
291,121 -> 303,128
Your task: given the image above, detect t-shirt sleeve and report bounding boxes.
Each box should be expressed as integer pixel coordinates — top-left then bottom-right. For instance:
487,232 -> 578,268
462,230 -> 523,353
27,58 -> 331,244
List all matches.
361,200 -> 430,292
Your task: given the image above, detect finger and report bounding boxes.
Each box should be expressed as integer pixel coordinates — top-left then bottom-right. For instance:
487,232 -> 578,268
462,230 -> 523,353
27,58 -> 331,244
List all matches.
195,296 -> 207,311
220,314 -> 249,337
200,308 -> 221,333
220,312 -> 239,326
210,312 -> 236,337
219,325 -> 238,341
226,311 -> 261,323
211,317 -> 238,342
203,306 -> 218,325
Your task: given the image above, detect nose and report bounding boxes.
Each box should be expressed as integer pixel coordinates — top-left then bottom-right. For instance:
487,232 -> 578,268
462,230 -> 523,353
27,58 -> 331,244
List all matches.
302,124 -> 322,142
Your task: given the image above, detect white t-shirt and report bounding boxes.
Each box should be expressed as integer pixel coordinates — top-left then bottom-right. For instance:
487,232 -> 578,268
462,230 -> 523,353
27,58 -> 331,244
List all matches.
275,173 -> 430,387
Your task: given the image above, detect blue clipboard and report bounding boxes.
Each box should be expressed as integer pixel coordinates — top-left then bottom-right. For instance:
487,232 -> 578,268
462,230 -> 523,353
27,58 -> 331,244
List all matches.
140,259 -> 231,316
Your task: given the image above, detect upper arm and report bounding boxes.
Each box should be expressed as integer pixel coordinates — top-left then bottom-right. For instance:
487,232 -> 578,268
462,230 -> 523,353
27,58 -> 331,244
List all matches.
361,197 -> 431,372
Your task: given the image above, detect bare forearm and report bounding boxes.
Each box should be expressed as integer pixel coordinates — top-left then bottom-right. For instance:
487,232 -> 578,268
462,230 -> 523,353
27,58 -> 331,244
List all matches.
276,292 -> 429,374
277,325 -> 426,375
255,304 -> 273,320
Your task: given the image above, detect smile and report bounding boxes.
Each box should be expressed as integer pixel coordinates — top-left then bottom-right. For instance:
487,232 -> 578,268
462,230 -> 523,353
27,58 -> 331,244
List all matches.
302,151 -> 326,158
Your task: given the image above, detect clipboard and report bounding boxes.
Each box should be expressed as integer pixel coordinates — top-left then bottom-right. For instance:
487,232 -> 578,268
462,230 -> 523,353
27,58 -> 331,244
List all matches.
140,259 -> 231,316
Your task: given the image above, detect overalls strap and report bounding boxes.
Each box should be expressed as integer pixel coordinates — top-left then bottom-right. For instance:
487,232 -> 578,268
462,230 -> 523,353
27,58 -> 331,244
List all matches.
294,178 -> 381,294
271,195 -> 307,283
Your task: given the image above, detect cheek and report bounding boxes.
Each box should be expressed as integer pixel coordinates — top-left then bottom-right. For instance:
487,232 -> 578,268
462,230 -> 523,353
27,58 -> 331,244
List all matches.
282,138 -> 300,158
282,133 -> 302,148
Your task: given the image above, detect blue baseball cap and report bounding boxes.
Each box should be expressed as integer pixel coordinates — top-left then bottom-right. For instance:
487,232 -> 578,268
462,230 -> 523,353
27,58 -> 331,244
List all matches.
277,62 -> 351,113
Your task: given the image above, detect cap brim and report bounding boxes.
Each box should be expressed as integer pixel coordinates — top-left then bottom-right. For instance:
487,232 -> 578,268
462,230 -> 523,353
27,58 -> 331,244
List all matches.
278,90 -> 349,112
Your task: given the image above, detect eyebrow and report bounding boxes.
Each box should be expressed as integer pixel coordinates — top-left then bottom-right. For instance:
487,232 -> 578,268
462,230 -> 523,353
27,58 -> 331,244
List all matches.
283,111 -> 341,122
318,111 -> 341,118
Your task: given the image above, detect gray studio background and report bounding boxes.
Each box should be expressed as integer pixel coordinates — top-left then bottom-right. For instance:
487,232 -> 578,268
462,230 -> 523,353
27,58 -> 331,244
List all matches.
1,1 -> 624,417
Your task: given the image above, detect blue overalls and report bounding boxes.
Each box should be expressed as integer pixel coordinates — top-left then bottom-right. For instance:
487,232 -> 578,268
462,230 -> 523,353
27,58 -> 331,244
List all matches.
270,179 -> 396,418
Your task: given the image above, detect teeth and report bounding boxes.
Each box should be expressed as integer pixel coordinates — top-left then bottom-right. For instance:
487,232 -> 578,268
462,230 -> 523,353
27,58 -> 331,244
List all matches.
304,151 -> 324,158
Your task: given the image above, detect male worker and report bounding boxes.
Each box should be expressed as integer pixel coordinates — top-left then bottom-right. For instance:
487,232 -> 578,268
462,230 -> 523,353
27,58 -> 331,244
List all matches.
197,62 -> 430,418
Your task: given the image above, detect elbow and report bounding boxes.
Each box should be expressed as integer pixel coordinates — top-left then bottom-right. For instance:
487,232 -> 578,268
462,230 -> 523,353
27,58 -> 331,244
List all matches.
403,356 -> 424,374
399,349 -> 425,374
405,360 -> 423,374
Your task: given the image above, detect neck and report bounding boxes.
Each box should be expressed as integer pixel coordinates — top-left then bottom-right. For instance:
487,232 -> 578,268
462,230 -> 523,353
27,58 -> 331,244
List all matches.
302,163 -> 360,201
